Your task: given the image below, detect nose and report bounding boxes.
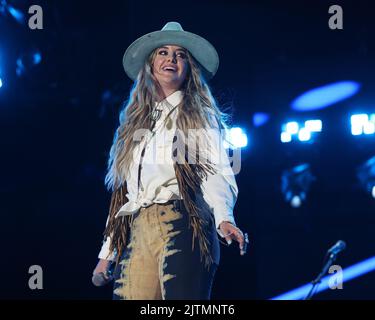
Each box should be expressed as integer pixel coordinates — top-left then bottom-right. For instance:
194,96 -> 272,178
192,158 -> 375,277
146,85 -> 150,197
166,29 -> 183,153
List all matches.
167,53 -> 177,64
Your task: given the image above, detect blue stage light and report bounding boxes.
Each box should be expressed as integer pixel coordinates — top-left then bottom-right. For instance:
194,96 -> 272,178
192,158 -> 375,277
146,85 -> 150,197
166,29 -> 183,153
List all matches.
253,112 -> 270,127
351,113 -> 375,136
290,195 -> 302,208
281,164 -> 314,208
225,127 -> 248,149
0,78 -> 2,88
16,49 -> 42,77
8,5 -> 25,24
357,155 -> 375,199
280,132 -> 292,143
271,255 -> 375,300
281,120 -> 322,143
305,120 -> 322,132
291,81 -> 361,111
285,121 -> 299,134
298,128 -> 311,142
33,52 -> 42,65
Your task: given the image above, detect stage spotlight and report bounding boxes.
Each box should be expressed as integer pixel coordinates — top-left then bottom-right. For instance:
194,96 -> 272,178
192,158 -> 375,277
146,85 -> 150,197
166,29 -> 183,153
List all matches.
281,164 -> 315,208
253,112 -> 270,127
0,78 -> 2,88
285,121 -> 299,134
357,156 -> 375,199
224,127 -> 248,149
281,119 -> 322,143
0,0 -> 25,25
290,195 -> 302,208
351,113 -> 375,136
291,81 -> 361,111
305,120 -> 322,132
281,132 -> 292,143
7,4 -> 25,24
298,128 -> 311,142
16,49 -> 42,77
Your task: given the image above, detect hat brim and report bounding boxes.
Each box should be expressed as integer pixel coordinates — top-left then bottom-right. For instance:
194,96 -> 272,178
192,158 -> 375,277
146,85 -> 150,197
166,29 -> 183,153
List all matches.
122,30 -> 219,81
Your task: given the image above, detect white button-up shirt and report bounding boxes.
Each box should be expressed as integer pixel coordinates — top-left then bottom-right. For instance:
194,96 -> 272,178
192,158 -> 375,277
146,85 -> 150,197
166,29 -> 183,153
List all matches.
98,90 -> 238,260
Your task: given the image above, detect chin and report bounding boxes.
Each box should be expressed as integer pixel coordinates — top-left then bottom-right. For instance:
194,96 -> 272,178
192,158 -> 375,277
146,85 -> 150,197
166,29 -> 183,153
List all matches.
160,77 -> 181,85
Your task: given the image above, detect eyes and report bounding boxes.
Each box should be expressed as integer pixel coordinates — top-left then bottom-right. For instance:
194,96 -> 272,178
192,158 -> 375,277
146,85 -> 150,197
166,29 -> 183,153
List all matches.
158,49 -> 187,60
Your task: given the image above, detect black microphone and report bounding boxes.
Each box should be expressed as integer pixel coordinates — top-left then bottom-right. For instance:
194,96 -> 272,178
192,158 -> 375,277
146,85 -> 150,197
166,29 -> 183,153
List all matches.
92,264 -> 115,287
327,240 -> 346,255
304,240 -> 347,300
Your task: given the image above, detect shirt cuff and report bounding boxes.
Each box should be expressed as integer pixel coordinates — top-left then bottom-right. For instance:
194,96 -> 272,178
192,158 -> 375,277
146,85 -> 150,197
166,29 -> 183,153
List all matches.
98,236 -> 116,261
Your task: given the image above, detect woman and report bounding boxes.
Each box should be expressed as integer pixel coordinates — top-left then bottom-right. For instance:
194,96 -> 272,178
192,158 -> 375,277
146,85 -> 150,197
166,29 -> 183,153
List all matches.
93,22 -> 248,300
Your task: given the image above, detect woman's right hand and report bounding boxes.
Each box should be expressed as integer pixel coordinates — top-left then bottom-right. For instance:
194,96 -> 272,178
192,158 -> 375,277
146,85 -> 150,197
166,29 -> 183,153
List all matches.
93,259 -> 111,277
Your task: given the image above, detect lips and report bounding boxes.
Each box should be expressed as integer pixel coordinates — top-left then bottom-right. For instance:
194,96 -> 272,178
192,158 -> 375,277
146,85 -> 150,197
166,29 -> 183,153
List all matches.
162,65 -> 177,72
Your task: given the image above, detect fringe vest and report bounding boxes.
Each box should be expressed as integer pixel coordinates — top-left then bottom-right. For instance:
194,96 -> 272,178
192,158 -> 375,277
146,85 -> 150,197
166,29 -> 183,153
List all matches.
103,130 -> 218,269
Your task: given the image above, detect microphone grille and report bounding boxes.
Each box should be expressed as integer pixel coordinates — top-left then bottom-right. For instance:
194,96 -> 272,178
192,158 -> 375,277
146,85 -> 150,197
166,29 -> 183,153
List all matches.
92,273 -> 107,287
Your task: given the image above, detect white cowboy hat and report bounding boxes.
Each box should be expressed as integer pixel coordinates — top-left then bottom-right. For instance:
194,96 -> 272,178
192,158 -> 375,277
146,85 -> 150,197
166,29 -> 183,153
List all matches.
122,21 -> 219,81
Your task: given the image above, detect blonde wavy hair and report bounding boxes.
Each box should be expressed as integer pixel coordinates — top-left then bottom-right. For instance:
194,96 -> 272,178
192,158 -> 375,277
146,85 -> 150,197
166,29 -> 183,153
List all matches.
104,47 -> 230,191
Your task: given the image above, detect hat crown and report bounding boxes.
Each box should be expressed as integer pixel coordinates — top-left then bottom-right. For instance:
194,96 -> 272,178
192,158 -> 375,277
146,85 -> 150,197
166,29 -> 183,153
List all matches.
161,22 -> 184,31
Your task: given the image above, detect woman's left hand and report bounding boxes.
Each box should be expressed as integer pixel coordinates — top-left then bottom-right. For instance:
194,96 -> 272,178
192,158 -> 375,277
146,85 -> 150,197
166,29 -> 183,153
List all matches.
219,221 -> 249,256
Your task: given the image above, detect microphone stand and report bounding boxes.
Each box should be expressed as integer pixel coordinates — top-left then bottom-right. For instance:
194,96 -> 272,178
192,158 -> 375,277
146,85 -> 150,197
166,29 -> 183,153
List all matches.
304,252 -> 338,300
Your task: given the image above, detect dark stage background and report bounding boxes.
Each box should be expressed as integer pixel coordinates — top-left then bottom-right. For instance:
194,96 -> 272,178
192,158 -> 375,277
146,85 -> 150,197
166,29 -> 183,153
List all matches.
1,0 -> 374,299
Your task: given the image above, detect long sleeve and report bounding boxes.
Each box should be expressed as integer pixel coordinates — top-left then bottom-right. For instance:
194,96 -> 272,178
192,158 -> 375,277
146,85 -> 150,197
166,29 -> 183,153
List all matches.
98,237 -> 116,261
97,216 -> 116,261
200,124 -> 239,238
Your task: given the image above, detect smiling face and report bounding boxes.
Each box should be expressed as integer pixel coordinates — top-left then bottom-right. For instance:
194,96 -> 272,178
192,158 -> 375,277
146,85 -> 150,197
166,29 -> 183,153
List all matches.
152,45 -> 189,97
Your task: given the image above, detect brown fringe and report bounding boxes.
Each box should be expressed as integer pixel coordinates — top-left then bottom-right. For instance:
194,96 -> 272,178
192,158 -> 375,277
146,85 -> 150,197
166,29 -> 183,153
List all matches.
103,183 -> 131,266
174,157 -> 217,268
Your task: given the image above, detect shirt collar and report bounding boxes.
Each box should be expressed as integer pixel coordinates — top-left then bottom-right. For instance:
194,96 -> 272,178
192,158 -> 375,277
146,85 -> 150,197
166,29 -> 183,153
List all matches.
155,90 -> 183,111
